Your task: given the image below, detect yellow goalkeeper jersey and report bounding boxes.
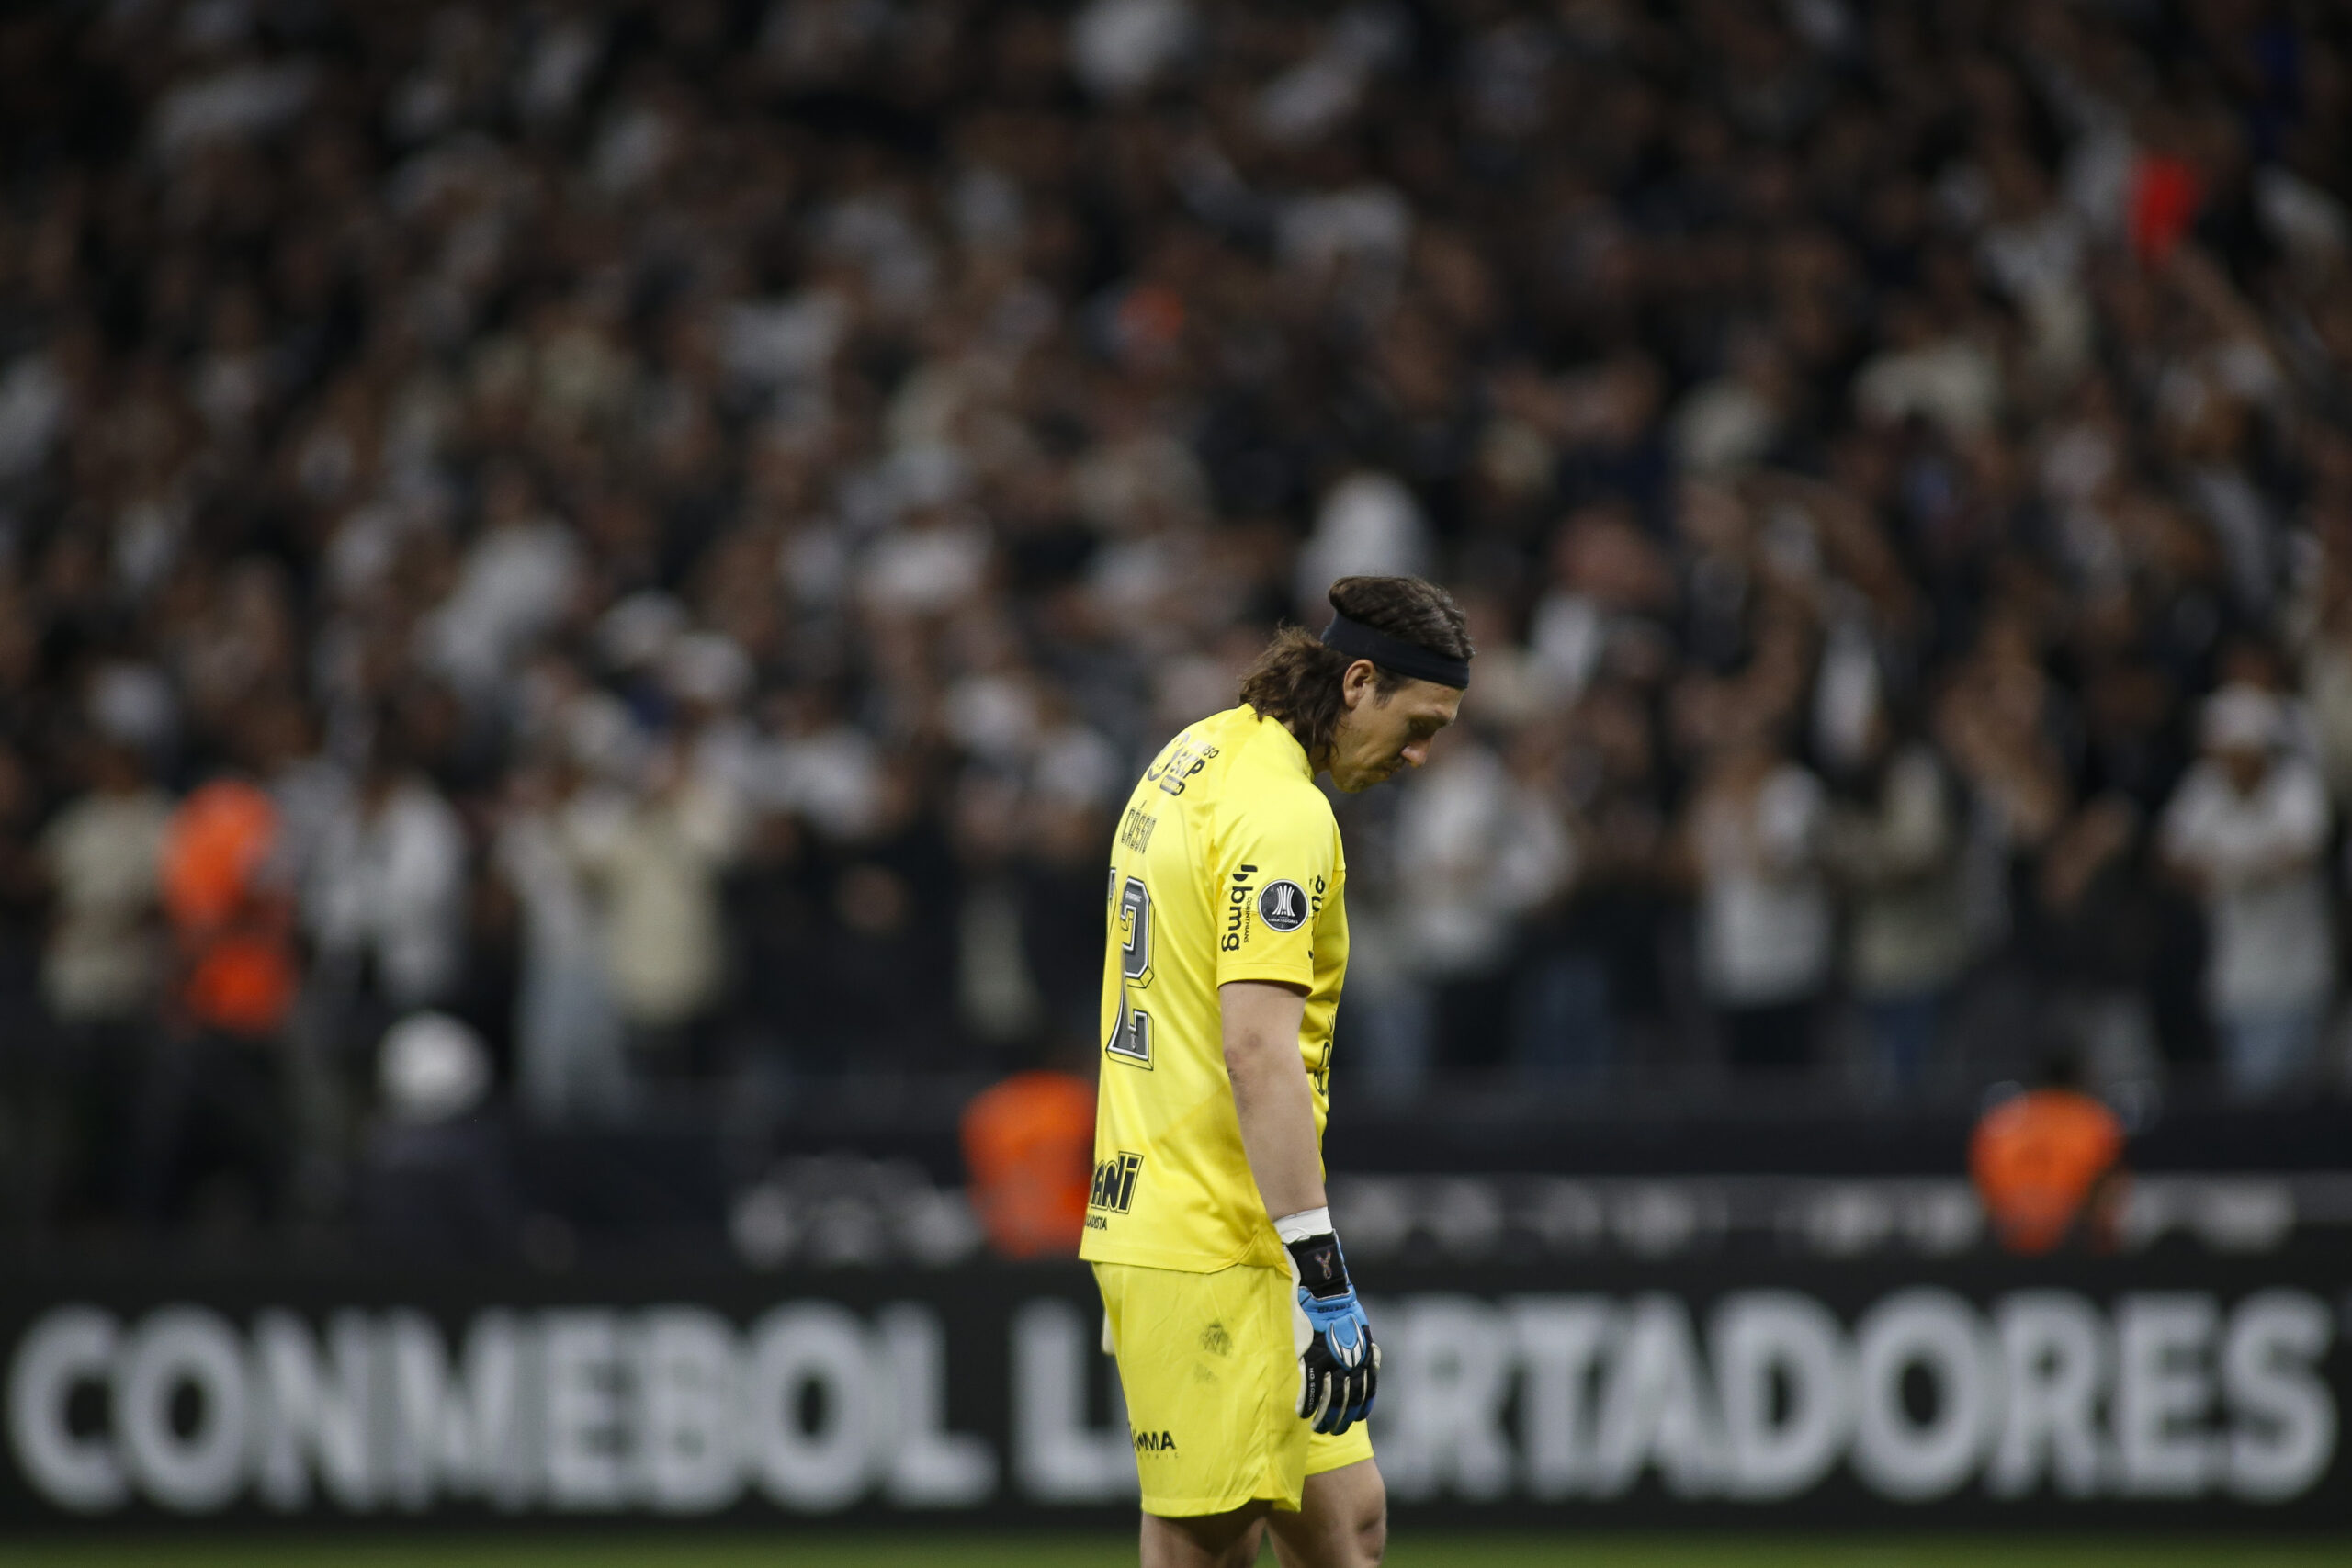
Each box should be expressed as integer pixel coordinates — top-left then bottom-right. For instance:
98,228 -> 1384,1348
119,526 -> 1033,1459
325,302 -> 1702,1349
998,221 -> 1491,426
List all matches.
1079,704 -> 1349,1274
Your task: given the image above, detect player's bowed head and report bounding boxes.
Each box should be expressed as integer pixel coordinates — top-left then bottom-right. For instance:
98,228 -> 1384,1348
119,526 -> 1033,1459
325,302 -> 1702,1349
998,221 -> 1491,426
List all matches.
1238,575 -> 1473,793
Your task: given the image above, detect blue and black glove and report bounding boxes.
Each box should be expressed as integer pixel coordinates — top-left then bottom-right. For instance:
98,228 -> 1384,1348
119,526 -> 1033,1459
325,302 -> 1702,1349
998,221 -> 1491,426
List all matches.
1280,1213 -> 1378,1436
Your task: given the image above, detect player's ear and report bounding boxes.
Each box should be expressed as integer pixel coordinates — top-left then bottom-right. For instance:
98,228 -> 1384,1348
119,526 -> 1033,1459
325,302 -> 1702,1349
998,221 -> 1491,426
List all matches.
1339,659 -> 1376,711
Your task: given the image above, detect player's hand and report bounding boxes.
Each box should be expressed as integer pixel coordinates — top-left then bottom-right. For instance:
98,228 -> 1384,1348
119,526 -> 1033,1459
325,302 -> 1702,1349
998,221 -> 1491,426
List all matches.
1284,1229 -> 1378,1436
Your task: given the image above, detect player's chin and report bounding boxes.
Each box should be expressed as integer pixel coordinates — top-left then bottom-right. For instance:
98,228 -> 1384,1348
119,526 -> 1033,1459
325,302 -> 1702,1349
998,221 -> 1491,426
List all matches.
1340,762 -> 1396,793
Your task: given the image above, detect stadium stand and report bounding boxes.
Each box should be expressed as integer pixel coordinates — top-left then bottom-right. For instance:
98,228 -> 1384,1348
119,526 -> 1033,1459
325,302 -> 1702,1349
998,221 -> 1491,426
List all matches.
0,1 -> 2349,1254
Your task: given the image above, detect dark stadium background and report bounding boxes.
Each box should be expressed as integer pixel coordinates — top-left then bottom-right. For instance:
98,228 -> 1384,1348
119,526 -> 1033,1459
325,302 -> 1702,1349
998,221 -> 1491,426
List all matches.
1,0 -> 2350,1562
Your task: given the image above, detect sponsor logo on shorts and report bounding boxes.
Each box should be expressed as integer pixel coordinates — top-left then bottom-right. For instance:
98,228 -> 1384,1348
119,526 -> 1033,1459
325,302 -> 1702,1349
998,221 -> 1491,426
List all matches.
1132,1427 -> 1179,1454
1089,1151 -> 1143,1213
1258,879 -> 1307,931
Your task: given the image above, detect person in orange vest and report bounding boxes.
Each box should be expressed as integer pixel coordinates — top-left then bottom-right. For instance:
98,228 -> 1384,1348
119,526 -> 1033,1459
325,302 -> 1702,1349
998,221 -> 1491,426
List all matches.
161,778 -> 300,1040
128,778 -> 300,1227
961,1068 -> 1096,1258
1970,1054 -> 2128,1256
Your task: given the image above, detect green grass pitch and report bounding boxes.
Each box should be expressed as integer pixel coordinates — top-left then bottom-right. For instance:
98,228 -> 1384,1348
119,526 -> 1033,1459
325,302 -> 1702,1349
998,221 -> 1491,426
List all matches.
0,1537 -> 2347,1567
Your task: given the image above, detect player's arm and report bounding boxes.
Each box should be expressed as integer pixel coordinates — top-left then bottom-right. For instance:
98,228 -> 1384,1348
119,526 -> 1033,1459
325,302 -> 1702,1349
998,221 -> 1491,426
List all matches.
1220,979 -> 1324,1218
1220,977 -> 1376,1436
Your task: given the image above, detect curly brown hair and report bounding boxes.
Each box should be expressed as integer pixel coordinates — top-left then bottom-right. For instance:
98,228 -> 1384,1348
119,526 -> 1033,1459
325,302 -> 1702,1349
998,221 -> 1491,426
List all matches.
1238,576 -> 1473,759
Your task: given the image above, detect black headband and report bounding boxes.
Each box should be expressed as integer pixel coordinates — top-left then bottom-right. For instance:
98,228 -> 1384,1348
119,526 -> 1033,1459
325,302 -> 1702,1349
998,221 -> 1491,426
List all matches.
1321,613 -> 1471,689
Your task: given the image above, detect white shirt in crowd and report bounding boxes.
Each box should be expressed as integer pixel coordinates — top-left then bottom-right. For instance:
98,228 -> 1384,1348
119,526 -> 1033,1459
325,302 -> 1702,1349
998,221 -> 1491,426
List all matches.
1694,763 -> 1833,1008
38,788 -> 173,1023
2160,753 -> 2335,1017
307,776 -> 469,1008
1394,739 -> 1575,980
562,777 -> 744,1027
497,802 -> 628,1122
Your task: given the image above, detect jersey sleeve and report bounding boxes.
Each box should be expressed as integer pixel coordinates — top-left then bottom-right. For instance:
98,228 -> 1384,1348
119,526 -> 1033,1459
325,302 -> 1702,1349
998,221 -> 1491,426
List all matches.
1211,784 -> 1339,991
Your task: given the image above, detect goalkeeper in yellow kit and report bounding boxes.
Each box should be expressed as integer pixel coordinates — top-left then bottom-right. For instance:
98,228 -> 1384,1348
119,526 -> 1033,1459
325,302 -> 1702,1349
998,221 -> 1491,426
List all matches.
1082,576 -> 1471,1568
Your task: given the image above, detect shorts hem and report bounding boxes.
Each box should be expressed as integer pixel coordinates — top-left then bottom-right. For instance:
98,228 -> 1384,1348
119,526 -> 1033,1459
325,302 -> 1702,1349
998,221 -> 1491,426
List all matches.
1140,1488 -> 1304,1518
1305,1440 -> 1375,1477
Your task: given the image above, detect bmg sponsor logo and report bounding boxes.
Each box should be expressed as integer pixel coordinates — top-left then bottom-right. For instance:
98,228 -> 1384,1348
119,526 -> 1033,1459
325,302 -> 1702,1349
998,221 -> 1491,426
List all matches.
1221,866 -> 1255,953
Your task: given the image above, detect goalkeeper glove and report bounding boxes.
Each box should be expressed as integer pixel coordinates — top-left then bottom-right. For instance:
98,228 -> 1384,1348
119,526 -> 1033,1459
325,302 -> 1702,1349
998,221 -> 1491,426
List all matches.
1277,1208 -> 1378,1436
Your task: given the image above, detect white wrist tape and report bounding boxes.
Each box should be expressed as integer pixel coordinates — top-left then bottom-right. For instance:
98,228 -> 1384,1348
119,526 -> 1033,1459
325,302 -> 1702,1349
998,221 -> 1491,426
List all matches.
1273,1206 -> 1334,1245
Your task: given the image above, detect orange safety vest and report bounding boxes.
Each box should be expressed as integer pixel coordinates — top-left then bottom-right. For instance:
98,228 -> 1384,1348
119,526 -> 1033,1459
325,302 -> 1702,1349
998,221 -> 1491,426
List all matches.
1970,1088 -> 2124,1255
961,1070 -> 1096,1259
160,780 -> 298,1038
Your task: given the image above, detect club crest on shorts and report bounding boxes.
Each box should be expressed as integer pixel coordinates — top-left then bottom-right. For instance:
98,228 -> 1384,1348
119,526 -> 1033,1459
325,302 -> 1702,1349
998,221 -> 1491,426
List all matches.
1258,879 -> 1307,931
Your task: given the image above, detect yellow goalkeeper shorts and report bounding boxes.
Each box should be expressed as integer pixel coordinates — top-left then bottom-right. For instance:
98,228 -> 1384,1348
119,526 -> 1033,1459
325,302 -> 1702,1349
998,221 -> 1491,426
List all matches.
1092,1259 -> 1376,1517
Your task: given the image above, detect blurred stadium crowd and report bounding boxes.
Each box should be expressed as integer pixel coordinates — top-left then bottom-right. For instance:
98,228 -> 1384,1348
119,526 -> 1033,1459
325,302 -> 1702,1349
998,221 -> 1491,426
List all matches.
1,0 -> 2351,1235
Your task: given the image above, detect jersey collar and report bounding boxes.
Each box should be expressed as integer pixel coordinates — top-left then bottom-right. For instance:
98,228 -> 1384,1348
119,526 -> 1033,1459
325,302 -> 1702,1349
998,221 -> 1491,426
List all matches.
1255,708 -> 1313,778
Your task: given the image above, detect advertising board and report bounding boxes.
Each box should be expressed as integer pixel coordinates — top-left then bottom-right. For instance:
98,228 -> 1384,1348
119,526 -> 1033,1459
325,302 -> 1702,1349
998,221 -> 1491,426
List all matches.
4,1258 -> 2344,1529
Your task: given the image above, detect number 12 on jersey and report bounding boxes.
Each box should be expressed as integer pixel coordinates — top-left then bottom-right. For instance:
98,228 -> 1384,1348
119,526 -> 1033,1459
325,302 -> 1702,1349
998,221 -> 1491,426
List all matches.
1107,873 -> 1153,1067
